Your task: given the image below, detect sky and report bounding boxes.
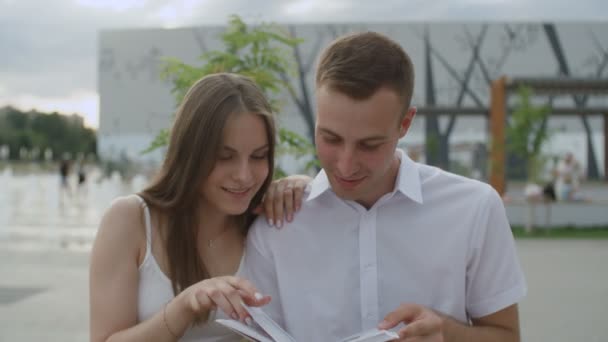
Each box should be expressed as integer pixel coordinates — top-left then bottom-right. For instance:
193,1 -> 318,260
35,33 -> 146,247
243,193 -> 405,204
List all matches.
1,0 -> 607,129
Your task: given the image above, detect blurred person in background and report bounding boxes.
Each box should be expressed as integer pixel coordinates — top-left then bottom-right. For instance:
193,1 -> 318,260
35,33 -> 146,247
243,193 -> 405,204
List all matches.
554,151 -> 584,201
59,157 -> 72,197
76,157 -> 88,197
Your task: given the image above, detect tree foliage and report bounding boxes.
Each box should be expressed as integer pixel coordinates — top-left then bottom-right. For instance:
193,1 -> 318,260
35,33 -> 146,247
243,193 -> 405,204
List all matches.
506,86 -> 551,183
0,106 -> 96,160
147,15 -> 318,176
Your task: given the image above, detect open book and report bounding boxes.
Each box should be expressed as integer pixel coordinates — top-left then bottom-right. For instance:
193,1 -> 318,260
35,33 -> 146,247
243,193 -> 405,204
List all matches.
216,304 -> 399,342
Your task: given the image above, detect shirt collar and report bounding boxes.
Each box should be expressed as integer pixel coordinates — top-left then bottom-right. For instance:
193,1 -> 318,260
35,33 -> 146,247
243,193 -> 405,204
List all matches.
306,148 -> 423,204
393,149 -> 423,204
306,168 -> 331,201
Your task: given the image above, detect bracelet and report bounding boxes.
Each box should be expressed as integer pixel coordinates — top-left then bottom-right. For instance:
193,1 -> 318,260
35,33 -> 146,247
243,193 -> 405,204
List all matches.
163,302 -> 180,339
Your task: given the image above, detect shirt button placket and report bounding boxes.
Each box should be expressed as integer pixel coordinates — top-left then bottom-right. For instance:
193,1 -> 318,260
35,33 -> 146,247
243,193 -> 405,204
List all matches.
359,209 -> 379,330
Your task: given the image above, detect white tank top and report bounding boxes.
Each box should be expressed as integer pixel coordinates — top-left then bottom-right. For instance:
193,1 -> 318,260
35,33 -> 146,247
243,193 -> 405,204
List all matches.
133,195 -> 241,341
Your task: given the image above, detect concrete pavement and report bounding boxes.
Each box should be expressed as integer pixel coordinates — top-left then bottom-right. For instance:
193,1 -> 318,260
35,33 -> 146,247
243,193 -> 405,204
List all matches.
1,239 -> 607,341
1,170 -> 607,341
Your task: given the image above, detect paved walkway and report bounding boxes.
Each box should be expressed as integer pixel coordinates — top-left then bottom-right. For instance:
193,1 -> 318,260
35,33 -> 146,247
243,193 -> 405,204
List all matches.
0,249 -> 89,342
1,169 -> 607,341
516,239 -> 608,342
1,240 -> 607,341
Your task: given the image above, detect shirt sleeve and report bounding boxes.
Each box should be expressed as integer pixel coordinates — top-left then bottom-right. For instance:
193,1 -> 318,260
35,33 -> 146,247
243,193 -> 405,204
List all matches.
238,217 -> 285,327
465,186 -> 528,318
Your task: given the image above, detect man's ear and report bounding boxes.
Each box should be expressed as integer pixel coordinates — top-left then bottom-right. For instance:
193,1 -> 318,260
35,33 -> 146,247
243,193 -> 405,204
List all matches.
399,107 -> 417,138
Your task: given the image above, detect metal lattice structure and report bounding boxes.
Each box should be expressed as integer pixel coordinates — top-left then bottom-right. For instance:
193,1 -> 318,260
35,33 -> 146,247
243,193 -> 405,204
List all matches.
489,77 -> 608,195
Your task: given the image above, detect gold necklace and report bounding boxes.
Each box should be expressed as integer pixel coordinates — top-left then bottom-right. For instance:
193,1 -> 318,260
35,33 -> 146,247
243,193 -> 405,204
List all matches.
207,226 -> 232,248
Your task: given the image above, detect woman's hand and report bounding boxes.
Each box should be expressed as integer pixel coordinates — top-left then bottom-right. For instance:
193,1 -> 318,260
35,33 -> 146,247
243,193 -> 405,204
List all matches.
179,276 -> 270,322
256,175 -> 312,228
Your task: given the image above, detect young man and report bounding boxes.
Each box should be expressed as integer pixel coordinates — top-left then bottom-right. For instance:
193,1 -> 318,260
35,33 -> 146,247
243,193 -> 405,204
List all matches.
241,32 -> 526,342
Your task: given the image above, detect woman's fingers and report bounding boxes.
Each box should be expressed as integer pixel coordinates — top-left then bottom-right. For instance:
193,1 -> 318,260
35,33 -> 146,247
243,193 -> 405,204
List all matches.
272,180 -> 287,228
282,183 -> 295,222
219,283 -> 251,321
191,287 -> 213,313
241,290 -> 271,306
263,185 -> 276,226
206,277 -> 270,320
262,175 -> 312,227
225,277 -> 258,299
187,277 -> 270,323
293,179 -> 306,213
202,281 -> 245,321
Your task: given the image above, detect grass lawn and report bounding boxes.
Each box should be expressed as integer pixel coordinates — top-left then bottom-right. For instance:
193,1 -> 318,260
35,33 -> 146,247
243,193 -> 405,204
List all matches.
512,225 -> 608,239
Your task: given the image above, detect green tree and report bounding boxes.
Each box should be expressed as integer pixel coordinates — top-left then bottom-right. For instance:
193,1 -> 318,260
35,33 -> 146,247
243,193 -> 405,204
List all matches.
147,15 -> 317,177
0,107 -> 96,161
506,86 -> 551,183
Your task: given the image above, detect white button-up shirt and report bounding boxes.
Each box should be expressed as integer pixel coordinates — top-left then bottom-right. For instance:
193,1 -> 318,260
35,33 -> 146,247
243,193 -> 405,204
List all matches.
240,149 -> 527,342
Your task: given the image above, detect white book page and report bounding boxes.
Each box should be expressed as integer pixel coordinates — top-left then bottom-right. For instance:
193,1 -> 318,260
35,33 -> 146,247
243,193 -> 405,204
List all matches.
243,305 -> 297,342
215,319 -> 274,342
338,328 -> 399,342
219,306 -> 399,342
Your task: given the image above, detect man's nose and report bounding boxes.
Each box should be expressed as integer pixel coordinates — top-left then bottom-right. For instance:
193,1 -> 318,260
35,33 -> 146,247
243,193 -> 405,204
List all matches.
336,147 -> 358,177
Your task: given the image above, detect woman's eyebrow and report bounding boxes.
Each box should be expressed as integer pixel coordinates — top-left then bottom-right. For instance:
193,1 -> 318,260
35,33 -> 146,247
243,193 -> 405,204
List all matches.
221,144 -> 269,152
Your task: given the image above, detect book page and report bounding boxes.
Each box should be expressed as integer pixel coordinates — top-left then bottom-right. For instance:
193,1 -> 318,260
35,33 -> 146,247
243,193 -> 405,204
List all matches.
243,305 -> 297,342
338,328 -> 399,342
215,319 -> 274,342
218,306 -> 398,342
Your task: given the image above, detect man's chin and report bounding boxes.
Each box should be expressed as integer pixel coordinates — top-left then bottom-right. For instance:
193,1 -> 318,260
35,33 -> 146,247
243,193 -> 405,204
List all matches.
331,186 -> 359,201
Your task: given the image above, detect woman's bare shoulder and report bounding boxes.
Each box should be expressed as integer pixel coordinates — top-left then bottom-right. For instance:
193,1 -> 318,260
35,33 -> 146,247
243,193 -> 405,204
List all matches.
93,195 -> 146,254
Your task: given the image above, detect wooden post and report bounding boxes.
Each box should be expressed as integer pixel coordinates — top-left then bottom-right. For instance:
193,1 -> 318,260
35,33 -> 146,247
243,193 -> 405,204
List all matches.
604,113 -> 608,181
489,77 -> 507,195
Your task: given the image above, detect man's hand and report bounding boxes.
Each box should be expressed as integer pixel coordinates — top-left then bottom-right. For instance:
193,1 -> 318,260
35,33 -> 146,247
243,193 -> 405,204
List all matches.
379,303 -> 443,341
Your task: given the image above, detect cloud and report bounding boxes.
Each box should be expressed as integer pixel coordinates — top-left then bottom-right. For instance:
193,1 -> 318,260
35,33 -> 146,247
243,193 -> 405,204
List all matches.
277,0 -> 608,23
75,0 -> 149,12
1,0 -> 607,128
1,1 -> 157,96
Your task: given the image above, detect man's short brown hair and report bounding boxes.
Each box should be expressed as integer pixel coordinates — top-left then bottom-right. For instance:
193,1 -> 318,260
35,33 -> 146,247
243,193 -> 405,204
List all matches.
315,31 -> 415,109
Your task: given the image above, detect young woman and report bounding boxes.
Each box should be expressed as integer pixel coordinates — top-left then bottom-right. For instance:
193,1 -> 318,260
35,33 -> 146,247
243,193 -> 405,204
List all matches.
90,73 -> 309,341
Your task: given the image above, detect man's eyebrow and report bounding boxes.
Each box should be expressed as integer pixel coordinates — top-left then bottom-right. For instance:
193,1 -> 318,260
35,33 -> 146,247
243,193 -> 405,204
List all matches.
359,136 -> 387,143
318,127 -> 387,143
318,127 -> 340,137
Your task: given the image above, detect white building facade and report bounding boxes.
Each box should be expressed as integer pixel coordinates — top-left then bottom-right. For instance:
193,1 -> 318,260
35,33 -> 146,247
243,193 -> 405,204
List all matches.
98,22 -> 608,177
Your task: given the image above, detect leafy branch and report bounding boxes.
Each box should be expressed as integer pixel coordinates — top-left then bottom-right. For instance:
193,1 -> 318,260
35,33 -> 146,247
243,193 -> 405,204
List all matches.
146,15 -> 317,176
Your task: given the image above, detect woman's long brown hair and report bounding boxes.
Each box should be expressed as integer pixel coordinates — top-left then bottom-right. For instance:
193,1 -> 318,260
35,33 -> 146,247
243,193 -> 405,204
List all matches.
139,73 -> 275,295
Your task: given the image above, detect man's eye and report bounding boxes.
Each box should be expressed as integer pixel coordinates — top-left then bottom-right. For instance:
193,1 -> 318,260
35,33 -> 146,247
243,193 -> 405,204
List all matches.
360,144 -> 381,151
252,153 -> 268,160
324,137 -> 340,144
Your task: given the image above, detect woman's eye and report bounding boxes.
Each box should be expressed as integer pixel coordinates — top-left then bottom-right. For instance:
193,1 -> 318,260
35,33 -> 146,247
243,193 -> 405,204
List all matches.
252,153 -> 268,160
